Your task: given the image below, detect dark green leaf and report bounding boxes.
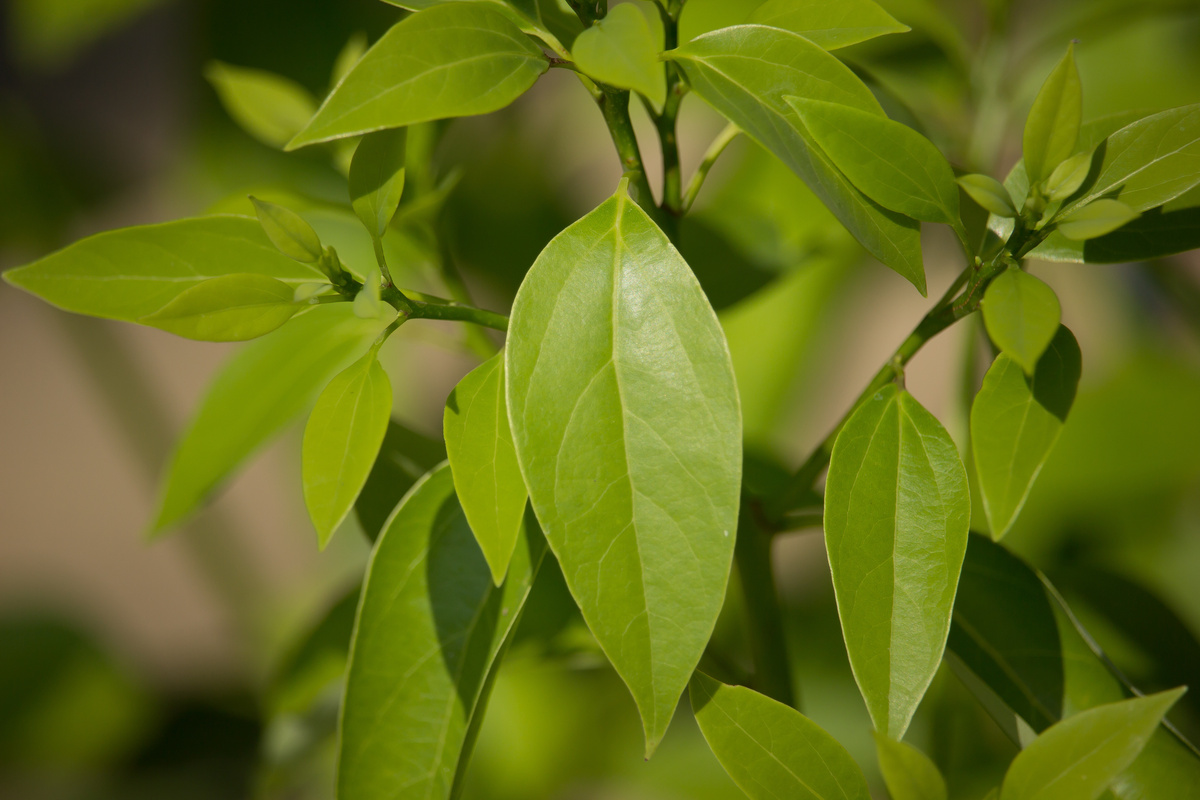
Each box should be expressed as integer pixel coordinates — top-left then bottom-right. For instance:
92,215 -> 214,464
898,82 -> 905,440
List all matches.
1027,206 -> 1200,264
354,420 -> 447,540
982,269 -> 1061,375
252,197 -> 325,263
204,61 -> 317,149
349,128 -> 408,240
1056,199 -> 1140,241
748,0 -> 909,50
1023,44 -> 1081,186
573,3 -> 665,107
140,273 -> 301,342
874,733 -> 948,800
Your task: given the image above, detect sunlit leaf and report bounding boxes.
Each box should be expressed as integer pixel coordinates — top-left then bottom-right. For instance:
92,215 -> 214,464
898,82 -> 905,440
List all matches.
1023,44 -> 1081,186
982,269 -> 1062,375
252,197 -> 325,263
573,3 -> 665,107
748,0 -> 909,50
959,174 -> 1018,217
205,61 -> 317,149
349,128 -> 407,240
140,273 -> 301,342
1056,199 -> 1140,241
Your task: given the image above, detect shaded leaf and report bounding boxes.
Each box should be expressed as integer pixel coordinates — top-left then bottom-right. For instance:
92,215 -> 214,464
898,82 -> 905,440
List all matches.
140,273 -> 300,342
874,733 -> 948,800
252,196 -> 324,263
383,0 -> 582,53
1023,44 -> 1081,186
959,173 -> 1017,217
748,0 -> 909,50
204,61 -> 316,149
982,269 -> 1061,375
573,3 -> 665,107
354,420 -> 447,540
349,128 -> 408,240
1056,199 -> 1140,241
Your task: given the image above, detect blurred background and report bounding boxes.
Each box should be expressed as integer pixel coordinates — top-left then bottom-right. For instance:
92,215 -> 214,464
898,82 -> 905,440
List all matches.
2,0 -> 1200,798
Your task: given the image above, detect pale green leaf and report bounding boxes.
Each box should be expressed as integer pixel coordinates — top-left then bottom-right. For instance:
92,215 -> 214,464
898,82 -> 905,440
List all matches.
1023,44 -> 1081,186
677,0 -> 762,42
690,672 -> 871,800
787,96 -> 960,227
824,384 -> 970,738
140,273 -> 300,342
352,265 -> 383,320
302,349 -> 392,548
289,4 -> 548,148
1056,199 -> 1140,241
959,174 -> 1017,217
1000,689 -> 1186,800
971,327 -> 1080,540
1045,152 -> 1092,203
204,61 -> 317,149
251,197 -> 324,263
339,464 -> 545,800
874,733 -> 948,800
748,0 -> 909,50
331,33 -> 368,87
573,3 -> 665,107
445,353 -> 528,585
349,128 -> 407,240
151,303 -> 396,534
982,269 -> 1061,375
666,25 -> 925,293
506,189 -> 742,756
2,216 -> 324,323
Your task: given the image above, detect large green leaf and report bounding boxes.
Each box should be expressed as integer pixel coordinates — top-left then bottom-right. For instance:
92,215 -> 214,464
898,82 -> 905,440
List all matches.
383,0 -> 581,53
690,672 -> 871,799
874,733 -> 948,800
573,3 -> 665,107
971,327 -> 1081,540
677,0 -> 762,42
506,189 -> 742,756
354,420 -> 447,539
349,128 -> 408,241
338,464 -> 545,800
824,384 -> 970,738
289,4 -> 548,149
140,273 -> 301,342
204,61 -> 317,149
1031,206 -> 1200,264
2,216 -> 324,323
151,303 -> 396,534
981,269 -> 1062,376
748,0 -> 909,50
1022,44 -> 1081,187
444,353 -> 528,585
665,25 -> 925,293
1000,689 -> 1185,800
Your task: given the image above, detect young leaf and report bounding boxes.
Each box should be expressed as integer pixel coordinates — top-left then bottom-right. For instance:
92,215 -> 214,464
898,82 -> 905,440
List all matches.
383,0 -> 582,55
1000,689 -> 1186,800
1023,44 -> 1082,186
302,349 -> 392,548
572,3 -> 665,107
151,303 -> 396,534
506,189 -> 742,756
288,4 -> 548,149
339,464 -> 545,800
874,733 -> 948,800
2,216 -> 324,323
330,32 -> 368,87
665,25 -> 925,293
348,127 -> 407,240
689,672 -> 872,800
959,174 -> 1018,217
982,269 -> 1062,375
747,0 -> 909,50
824,384 -> 970,738
972,327 -> 1081,540
1045,151 -> 1092,203
204,61 -> 317,149
251,197 -> 324,263
787,96 -> 961,227
444,353 -> 527,585
352,267 -> 383,320
1056,199 -> 1140,241
140,273 -> 300,342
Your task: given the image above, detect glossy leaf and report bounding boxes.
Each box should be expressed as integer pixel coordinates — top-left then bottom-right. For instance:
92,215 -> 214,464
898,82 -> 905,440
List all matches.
971,327 -> 1081,540
1000,689 -> 1185,800
748,0 -> 909,50
339,464 -> 545,800
1029,205 -> 1200,264
289,4 -> 548,148
444,353 -> 527,585
824,384 -> 970,738
874,733 -> 948,800
787,96 -> 961,227
383,0 -> 582,54
349,128 -> 407,240
1045,152 -> 1092,203
302,349 -> 392,548
140,273 -> 300,342
573,3 -> 665,107
959,173 -> 1017,217
1023,44 -> 1081,186
151,303 -> 396,534
677,0 -> 761,42
251,197 -> 324,263
1056,199 -> 1140,241
204,61 -> 316,149
666,26 -> 925,293
506,189 -> 742,756
982,269 -> 1061,375
2,216 -> 324,323
690,672 -> 871,800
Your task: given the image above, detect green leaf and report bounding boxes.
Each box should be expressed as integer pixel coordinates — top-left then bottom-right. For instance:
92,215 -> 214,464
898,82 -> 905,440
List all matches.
444,353 -> 528,585
288,4 -> 548,149
689,672 -> 871,800
251,196 -> 324,263
338,464 -> 545,800
151,303 -> 396,534
573,3 -> 665,107
1056,199 -> 1140,241
2,216 -> 324,323
874,733 -> 948,800
139,273 -> 301,342
959,174 -> 1018,217
666,25 -> 925,293
204,61 -> 317,149
982,269 -> 1062,375
824,384 -> 970,738
1045,152 -> 1092,203
748,0 -> 910,50
677,0 -> 762,42
1023,44 -> 1081,186
383,0 -> 582,54
331,33 -> 368,87
267,585 -> 359,717
1029,205 -> 1200,264
355,420 -> 447,539
302,349 -> 393,549
348,128 -> 407,240
786,96 -> 960,227
506,188 -> 742,756
1000,689 -> 1185,800
971,327 -> 1081,540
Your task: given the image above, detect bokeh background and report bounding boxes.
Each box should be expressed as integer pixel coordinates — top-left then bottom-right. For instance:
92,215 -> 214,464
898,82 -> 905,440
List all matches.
2,0 -> 1200,798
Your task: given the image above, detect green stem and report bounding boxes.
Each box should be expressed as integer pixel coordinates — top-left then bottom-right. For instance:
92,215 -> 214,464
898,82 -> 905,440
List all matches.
390,291 -> 509,332
371,235 -> 393,287
596,87 -> 668,232
735,504 -> 796,707
683,123 -> 741,212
